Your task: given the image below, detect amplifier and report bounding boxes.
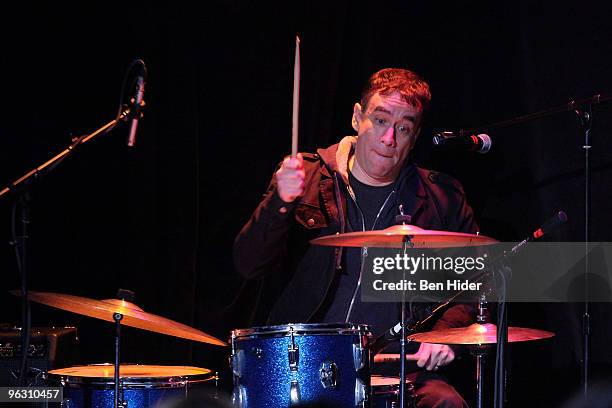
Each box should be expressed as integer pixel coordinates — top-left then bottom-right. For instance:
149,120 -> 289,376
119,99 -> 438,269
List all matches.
0,327 -> 78,386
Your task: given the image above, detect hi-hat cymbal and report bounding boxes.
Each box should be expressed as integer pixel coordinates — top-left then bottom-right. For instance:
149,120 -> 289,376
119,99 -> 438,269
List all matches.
12,291 -> 226,346
310,224 -> 498,248
408,323 -> 554,345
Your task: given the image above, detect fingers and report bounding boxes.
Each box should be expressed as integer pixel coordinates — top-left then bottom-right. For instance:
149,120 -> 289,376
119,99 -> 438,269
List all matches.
426,345 -> 442,371
416,343 -> 431,369
276,153 -> 305,203
415,343 -> 456,371
439,346 -> 456,366
282,153 -> 304,170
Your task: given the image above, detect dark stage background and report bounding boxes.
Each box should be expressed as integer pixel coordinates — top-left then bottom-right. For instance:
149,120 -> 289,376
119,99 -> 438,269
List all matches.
2,1 -> 612,406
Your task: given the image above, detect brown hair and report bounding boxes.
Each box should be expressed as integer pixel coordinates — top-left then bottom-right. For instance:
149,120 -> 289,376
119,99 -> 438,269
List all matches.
360,68 -> 431,111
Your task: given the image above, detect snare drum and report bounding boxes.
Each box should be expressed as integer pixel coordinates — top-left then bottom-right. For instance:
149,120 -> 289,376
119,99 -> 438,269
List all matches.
230,323 -> 371,407
371,376 -> 416,408
45,364 -> 217,408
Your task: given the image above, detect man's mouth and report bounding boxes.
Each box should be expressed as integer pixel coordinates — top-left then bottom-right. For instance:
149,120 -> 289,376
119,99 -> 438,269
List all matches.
374,150 -> 393,158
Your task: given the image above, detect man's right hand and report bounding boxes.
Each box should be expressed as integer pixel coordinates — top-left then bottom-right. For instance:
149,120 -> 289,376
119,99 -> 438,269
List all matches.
276,153 -> 305,203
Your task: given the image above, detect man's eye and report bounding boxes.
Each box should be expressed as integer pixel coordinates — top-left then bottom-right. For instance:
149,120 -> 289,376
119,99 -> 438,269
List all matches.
375,118 -> 386,125
398,125 -> 410,134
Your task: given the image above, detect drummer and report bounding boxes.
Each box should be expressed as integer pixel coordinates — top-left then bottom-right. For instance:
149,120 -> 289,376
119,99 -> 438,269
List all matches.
234,68 -> 477,407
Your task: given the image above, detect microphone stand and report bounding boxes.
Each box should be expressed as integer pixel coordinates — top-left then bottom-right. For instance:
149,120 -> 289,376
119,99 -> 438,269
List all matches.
451,93 -> 611,136
444,92 -> 608,401
372,211 -> 567,407
1,102 -> 140,395
574,104 -> 592,398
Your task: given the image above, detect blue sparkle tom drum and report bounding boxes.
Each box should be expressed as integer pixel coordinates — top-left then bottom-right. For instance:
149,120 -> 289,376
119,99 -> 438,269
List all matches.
45,364 -> 217,408
230,323 -> 371,407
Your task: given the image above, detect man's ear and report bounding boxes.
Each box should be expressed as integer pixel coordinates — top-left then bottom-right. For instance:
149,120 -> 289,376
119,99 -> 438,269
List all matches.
352,103 -> 362,132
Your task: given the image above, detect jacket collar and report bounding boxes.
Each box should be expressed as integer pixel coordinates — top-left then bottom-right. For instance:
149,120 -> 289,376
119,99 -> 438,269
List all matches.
317,136 -> 426,196
316,136 -> 356,183
317,136 -> 428,221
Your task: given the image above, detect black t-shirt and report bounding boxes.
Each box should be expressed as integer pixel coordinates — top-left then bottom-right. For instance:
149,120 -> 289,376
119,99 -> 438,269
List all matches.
321,172 -> 400,337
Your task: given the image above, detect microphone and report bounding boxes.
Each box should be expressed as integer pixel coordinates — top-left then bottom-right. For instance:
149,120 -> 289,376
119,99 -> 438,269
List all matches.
433,131 -> 492,154
370,322 -> 403,354
533,210 -> 567,239
509,211 -> 567,255
127,73 -> 145,147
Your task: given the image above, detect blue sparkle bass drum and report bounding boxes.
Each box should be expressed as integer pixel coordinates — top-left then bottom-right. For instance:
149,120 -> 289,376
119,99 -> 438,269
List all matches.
230,323 -> 372,407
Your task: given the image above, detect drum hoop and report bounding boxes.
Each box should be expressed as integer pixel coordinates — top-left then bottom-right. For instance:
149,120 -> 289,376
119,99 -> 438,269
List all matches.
45,365 -> 217,389
371,376 -> 413,396
231,322 -> 371,338
371,382 -> 400,394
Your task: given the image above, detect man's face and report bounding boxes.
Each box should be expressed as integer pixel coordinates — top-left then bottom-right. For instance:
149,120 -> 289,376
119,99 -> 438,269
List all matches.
352,91 -> 423,185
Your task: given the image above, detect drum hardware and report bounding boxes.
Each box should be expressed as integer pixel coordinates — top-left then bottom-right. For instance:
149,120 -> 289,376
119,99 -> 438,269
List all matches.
288,326 -> 299,371
45,364 -> 217,408
355,377 -> 367,407
1,60 -> 148,387
312,212 -> 498,408
353,340 -> 367,370
230,351 -> 244,378
232,384 -> 247,407
230,323 -> 371,407
370,376 -> 416,408
290,380 -> 301,405
408,294 -> 554,408
13,290 -> 225,408
319,361 -> 338,388
113,311 -> 124,408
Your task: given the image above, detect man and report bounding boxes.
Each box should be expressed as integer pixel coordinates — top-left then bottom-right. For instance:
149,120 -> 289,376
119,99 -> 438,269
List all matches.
234,68 -> 476,407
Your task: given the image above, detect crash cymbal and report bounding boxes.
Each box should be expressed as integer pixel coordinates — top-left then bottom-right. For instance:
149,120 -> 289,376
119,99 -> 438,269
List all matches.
12,291 -> 226,346
310,224 -> 498,248
407,323 -> 554,345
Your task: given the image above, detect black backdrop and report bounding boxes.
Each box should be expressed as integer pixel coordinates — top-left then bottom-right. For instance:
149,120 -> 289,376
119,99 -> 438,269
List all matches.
2,1 -> 612,406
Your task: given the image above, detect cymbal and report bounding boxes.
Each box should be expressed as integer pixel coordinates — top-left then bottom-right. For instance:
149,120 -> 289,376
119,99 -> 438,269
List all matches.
12,291 -> 226,347
310,224 -> 498,248
407,323 -> 554,345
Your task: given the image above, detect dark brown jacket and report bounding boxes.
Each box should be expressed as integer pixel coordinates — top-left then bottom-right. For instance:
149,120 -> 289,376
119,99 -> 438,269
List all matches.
234,139 -> 477,326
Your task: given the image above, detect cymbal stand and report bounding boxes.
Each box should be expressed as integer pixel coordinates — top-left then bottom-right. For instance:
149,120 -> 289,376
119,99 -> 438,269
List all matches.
396,207 -> 413,408
471,293 -> 491,408
1,77 -> 144,390
113,312 -> 124,408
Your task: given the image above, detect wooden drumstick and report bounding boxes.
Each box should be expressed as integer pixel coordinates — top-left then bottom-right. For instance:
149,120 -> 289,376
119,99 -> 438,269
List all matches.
373,353 -> 420,363
291,35 -> 300,158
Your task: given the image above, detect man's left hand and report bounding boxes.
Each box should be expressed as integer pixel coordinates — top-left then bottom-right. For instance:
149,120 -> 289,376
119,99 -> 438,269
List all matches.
412,342 -> 456,371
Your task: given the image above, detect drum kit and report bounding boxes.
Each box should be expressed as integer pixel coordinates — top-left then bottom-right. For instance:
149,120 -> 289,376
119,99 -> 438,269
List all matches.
12,224 -> 555,408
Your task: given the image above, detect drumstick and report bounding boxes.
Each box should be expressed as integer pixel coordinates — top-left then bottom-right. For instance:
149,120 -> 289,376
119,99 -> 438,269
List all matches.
373,353 -> 420,363
291,35 -> 300,158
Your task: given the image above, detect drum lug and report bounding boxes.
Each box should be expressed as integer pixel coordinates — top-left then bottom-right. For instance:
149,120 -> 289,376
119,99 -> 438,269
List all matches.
319,361 -> 338,389
289,380 -> 301,405
232,384 -> 247,407
288,327 -> 299,371
354,377 -> 367,407
353,341 -> 367,370
60,398 -> 73,408
231,349 -> 245,378
288,343 -> 299,371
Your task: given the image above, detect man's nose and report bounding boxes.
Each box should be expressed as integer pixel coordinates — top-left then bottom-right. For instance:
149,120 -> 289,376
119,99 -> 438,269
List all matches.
380,126 -> 396,147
